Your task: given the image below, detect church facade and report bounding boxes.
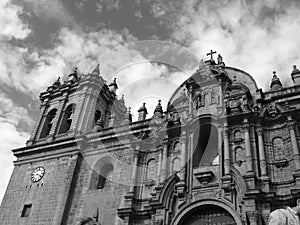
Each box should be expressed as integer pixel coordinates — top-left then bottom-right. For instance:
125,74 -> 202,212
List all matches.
1,54 -> 300,225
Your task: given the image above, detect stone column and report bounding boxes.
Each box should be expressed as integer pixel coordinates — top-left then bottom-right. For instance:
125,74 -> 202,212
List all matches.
129,150 -> 139,194
157,147 -> 162,183
244,120 -> 254,173
287,117 -> 300,171
223,123 -> 230,175
51,94 -> 68,136
180,131 -> 187,181
257,127 -> 267,177
188,86 -> 193,116
188,132 -> 194,201
28,102 -> 49,144
161,140 -> 169,182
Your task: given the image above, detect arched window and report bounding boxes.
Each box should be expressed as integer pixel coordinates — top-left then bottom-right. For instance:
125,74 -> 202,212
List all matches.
173,142 -> 181,153
146,159 -> 157,181
172,158 -> 181,172
97,164 -> 114,189
58,104 -> 75,134
193,124 -> 219,168
40,109 -> 57,138
93,110 -> 101,128
234,130 -> 242,140
273,137 -> 285,160
90,157 -> 115,190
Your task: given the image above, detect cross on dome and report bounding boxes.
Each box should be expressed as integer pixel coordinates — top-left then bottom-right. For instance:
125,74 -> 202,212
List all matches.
207,50 -> 217,61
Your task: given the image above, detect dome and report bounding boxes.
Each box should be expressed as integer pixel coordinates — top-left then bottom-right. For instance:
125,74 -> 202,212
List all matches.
168,64 -> 258,111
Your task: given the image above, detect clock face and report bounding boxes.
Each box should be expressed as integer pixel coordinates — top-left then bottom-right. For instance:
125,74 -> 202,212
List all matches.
31,166 -> 45,182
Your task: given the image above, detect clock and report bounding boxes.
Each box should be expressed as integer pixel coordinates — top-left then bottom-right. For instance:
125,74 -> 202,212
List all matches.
31,166 -> 45,182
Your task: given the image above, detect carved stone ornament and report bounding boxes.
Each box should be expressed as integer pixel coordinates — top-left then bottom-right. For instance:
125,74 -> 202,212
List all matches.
261,102 -> 284,122
175,181 -> 186,198
247,211 -> 258,223
143,179 -> 155,187
224,83 -> 253,115
167,112 -> 181,126
193,88 -> 204,109
194,169 -> 214,184
274,159 -> 288,168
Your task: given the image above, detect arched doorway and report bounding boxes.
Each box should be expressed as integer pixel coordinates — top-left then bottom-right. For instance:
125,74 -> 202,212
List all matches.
171,200 -> 241,225
180,204 -> 236,225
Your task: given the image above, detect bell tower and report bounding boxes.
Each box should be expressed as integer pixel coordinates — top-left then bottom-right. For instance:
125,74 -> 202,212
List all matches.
27,65 -> 126,146
0,64 -> 127,225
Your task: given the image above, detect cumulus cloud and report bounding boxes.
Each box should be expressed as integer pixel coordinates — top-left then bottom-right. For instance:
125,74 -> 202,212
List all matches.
0,92 -> 34,129
20,0 -> 74,25
0,122 -> 29,203
0,0 -> 31,40
0,92 -> 32,203
169,0 -> 300,90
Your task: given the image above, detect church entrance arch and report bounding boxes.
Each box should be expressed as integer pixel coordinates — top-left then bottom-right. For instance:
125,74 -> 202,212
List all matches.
171,200 -> 242,225
180,205 -> 236,225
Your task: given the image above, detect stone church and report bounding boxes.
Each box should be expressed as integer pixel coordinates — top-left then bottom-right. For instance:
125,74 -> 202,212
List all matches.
1,52 -> 300,225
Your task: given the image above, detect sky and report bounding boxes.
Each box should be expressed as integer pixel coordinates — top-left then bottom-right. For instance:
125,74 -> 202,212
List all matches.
1,0 -> 300,202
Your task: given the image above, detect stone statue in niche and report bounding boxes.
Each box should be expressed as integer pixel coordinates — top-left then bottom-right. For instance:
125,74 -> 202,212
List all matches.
210,90 -> 220,105
204,93 -> 210,106
194,89 -> 204,109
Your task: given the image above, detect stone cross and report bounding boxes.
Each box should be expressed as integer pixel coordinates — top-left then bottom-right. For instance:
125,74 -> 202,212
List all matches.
207,50 -> 217,61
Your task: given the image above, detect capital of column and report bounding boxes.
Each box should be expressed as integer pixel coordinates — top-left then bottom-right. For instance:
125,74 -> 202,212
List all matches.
223,123 -> 229,136
256,126 -> 263,136
180,132 -> 187,142
223,128 -> 230,137
287,119 -> 296,131
133,150 -> 140,158
242,123 -> 250,131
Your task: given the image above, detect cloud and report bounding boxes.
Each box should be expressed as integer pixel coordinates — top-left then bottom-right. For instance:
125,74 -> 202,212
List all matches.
0,92 -> 32,203
0,26 -> 139,95
96,0 -> 121,11
0,0 -> 31,40
0,92 -> 34,129
0,122 -> 29,203
165,0 -> 300,90
21,0 -> 74,25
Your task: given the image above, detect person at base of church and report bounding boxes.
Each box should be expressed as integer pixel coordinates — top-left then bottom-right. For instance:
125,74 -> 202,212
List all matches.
268,199 -> 300,225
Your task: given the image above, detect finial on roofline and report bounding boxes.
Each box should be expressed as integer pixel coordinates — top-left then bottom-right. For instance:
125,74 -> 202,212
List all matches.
92,64 -> 100,75
291,65 -> 300,85
270,70 -> 283,91
138,102 -> 148,121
